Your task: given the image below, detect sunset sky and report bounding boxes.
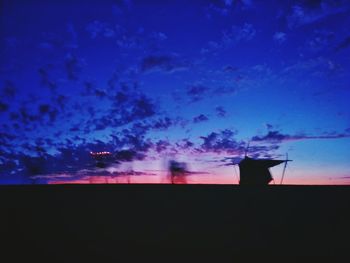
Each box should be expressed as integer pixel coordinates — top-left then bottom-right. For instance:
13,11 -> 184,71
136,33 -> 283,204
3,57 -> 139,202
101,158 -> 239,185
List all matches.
1,0 -> 350,184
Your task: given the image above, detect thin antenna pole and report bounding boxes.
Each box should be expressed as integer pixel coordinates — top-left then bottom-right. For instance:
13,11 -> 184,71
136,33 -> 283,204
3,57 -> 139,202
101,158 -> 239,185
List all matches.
244,141 -> 250,158
280,153 -> 288,185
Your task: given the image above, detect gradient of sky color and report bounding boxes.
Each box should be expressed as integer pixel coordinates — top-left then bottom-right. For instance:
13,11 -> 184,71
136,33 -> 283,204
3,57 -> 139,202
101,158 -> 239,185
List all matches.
1,0 -> 350,185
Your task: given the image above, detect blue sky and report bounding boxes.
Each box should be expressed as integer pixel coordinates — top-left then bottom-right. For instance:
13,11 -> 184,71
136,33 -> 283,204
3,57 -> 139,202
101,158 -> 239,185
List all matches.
1,0 -> 350,184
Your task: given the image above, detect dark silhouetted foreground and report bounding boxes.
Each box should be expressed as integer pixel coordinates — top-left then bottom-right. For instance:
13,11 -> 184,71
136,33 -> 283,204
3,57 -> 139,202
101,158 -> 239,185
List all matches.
1,184 -> 349,262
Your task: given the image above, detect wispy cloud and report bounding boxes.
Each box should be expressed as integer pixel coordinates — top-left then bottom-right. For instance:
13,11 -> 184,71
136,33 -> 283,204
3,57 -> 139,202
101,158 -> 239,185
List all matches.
186,83 -> 210,102
335,36 -> 350,52
64,53 -> 84,80
282,56 -> 340,77
197,128 -> 280,160
140,54 -> 190,73
205,0 -> 254,17
193,114 -> 209,123
287,1 -> 350,29
201,23 -> 256,54
215,106 -> 227,117
85,20 -> 121,39
252,130 -> 350,143
273,32 -> 287,44
0,101 -> 9,112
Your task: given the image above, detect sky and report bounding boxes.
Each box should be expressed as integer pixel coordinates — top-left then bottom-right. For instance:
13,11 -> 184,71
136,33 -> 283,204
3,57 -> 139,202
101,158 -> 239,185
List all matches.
0,0 -> 350,185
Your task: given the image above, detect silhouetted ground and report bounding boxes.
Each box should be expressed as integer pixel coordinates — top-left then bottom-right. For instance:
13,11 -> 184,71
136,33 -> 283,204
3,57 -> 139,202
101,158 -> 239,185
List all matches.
1,184 -> 349,262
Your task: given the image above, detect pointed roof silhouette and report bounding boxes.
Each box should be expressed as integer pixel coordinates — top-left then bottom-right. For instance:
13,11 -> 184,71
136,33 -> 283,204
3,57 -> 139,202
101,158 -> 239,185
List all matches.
238,156 -> 286,185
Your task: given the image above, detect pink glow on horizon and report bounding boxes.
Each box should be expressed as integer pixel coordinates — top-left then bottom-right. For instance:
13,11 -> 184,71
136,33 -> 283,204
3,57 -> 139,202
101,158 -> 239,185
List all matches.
47,173 -> 350,185
44,159 -> 350,185
48,173 -> 237,185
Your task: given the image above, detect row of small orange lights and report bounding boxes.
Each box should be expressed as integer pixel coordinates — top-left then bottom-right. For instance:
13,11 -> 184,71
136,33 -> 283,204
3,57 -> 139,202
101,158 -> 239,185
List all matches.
90,151 -> 112,155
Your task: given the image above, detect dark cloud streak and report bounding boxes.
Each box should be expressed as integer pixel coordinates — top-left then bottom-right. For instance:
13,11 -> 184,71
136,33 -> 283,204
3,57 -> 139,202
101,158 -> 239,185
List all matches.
140,54 -> 189,73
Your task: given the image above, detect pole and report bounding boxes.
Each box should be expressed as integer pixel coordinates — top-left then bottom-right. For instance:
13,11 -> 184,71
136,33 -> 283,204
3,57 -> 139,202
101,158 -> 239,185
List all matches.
280,153 -> 288,185
244,141 -> 250,158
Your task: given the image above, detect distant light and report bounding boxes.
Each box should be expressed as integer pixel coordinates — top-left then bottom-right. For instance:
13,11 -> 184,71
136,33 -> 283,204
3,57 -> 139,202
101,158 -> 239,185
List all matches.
90,151 -> 112,156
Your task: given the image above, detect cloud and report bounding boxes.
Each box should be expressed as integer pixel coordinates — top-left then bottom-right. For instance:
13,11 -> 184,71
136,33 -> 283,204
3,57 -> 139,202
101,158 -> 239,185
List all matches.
8,133 -> 155,177
215,106 -> 227,117
197,129 -> 280,159
151,31 -> 168,41
2,80 -> 17,98
193,114 -> 209,123
114,149 -> 145,162
66,23 -> 79,49
38,104 -> 59,123
116,35 -> 139,49
154,140 -> 172,154
186,83 -> 210,102
90,92 -> 157,131
0,71 -> 161,176
38,42 -> 54,50
303,29 -> 335,53
335,36 -> 350,52
140,54 -> 189,73
151,117 -> 174,130
38,65 -> 57,90
206,1 -> 232,16
64,53 -> 83,80
201,23 -> 256,53
252,130 -> 350,143
176,81 -> 238,104
218,146 -> 280,166
0,101 -> 9,112
82,81 -> 107,98
112,0 -> 133,15
252,131 -> 292,143
176,139 -> 195,151
287,1 -> 350,29
86,20 -> 120,39
4,37 -> 19,49
86,20 -> 145,50
206,0 -> 254,17
199,129 -> 242,154
282,56 -> 339,77
273,32 -> 287,44
337,176 -> 350,179
228,23 -> 256,42
130,95 -> 157,119
223,65 -> 239,73
120,136 -> 153,154
38,26 -> 79,52
213,86 -> 237,96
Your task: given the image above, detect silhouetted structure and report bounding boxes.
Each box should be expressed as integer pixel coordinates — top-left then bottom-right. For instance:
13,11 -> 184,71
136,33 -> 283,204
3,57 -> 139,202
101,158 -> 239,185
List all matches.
238,156 -> 287,185
168,160 -> 187,184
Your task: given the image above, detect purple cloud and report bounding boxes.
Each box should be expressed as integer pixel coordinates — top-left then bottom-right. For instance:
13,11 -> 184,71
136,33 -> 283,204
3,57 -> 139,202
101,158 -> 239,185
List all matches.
252,130 -> 350,143
186,83 -> 210,102
215,106 -> 227,117
199,129 -> 242,154
193,114 -> 209,123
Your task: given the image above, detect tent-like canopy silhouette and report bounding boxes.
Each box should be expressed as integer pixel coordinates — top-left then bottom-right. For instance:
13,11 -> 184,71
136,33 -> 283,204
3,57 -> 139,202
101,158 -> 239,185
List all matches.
238,156 -> 286,185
